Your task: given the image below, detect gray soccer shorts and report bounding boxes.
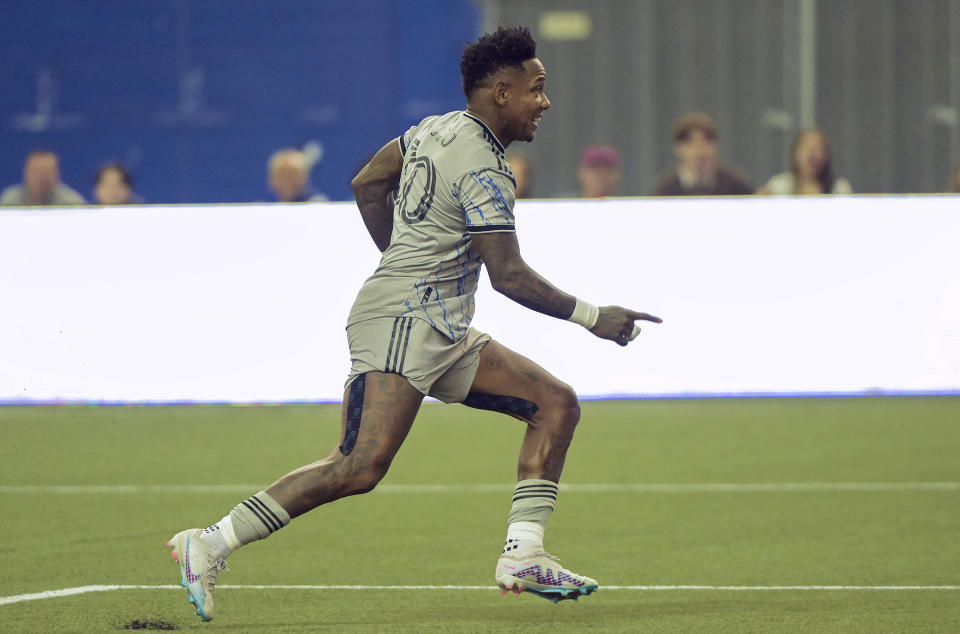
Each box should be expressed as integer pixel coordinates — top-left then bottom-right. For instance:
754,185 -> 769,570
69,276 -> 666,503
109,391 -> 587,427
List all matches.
345,316 -> 490,403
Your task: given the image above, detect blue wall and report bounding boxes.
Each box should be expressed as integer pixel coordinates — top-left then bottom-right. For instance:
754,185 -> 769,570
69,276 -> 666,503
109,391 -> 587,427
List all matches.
0,0 -> 479,202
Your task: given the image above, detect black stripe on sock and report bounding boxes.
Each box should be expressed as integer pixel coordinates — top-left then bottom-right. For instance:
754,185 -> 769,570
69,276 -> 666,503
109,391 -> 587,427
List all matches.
512,490 -> 559,500
513,489 -> 558,497
242,499 -> 277,533
384,317 -> 401,372
243,499 -> 277,532
515,483 -> 558,492
514,486 -> 559,495
512,493 -> 558,502
397,318 -> 414,374
250,495 -> 284,530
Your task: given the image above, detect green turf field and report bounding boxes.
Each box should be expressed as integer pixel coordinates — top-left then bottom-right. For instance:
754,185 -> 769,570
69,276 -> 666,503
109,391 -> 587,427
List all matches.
1,397 -> 958,632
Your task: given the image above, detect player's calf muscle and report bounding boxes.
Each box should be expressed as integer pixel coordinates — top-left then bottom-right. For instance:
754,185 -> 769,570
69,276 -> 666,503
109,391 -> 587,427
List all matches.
523,380 -> 579,478
518,429 -> 573,481
519,399 -> 578,480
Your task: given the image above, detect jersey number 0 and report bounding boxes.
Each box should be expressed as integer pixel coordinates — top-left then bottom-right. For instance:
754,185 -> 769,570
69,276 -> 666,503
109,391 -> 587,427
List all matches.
399,155 -> 437,225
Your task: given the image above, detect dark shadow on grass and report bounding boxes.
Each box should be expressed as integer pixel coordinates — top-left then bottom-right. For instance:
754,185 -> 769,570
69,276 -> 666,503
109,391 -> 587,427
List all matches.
120,618 -> 179,630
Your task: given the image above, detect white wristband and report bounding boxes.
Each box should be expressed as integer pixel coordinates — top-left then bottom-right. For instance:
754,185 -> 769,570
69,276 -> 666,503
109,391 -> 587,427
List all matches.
568,298 -> 599,330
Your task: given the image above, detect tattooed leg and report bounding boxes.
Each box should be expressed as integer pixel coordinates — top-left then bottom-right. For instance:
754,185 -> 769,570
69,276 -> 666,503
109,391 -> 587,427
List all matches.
171,371 -> 423,591
467,340 -> 579,483
266,372 -> 423,518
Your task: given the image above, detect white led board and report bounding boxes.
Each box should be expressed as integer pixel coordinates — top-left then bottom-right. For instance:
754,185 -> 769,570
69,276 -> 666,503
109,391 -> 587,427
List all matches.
1,196 -> 958,403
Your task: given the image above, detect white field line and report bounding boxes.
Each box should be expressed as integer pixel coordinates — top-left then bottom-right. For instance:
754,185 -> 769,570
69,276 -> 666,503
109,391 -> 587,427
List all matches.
3,584 -> 960,606
0,482 -> 959,495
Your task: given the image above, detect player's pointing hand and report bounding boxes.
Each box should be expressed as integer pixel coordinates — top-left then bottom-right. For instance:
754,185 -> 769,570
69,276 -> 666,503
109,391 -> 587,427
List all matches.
626,310 -> 663,324
590,306 -> 662,346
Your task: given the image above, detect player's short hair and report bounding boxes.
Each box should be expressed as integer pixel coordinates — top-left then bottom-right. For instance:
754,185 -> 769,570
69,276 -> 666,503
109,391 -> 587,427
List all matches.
672,112 -> 717,143
459,26 -> 537,98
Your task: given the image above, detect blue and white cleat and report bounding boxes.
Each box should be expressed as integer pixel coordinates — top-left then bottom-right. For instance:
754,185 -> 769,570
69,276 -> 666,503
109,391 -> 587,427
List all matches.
167,528 -> 227,621
495,551 -> 598,603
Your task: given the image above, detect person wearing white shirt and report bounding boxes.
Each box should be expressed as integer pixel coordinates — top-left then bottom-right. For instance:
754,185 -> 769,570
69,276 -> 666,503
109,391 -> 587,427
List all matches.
758,128 -> 852,195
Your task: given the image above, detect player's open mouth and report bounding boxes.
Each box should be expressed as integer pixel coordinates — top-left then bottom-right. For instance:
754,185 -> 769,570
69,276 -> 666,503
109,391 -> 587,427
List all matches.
532,116 -> 542,129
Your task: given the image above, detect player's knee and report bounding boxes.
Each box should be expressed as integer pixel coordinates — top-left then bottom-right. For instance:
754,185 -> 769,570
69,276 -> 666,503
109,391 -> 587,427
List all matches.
542,381 -> 580,431
342,453 -> 392,496
346,472 -> 381,496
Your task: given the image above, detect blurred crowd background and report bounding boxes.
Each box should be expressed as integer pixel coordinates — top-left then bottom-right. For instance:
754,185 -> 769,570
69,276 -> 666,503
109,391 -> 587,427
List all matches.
2,0 -> 959,206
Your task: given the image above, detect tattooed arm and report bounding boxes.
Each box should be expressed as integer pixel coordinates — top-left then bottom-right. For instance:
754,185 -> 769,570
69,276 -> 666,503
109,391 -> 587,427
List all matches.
472,231 -> 662,345
351,139 -> 404,252
471,231 -> 576,319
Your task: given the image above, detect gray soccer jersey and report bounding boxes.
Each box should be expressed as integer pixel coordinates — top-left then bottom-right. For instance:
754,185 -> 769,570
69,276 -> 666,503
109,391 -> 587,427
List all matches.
347,111 -> 517,342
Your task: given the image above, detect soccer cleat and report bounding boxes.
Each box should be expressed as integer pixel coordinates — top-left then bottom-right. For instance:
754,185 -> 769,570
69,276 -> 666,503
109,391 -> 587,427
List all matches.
495,551 -> 598,603
166,528 -> 228,621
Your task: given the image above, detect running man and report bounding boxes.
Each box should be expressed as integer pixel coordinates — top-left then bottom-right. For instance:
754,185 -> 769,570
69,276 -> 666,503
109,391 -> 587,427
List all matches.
167,26 -> 660,621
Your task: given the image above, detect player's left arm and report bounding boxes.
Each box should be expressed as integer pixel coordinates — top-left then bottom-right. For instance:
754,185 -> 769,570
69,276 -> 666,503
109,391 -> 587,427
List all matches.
351,139 -> 403,252
472,231 -> 575,319
472,231 -> 662,346
460,167 -> 660,344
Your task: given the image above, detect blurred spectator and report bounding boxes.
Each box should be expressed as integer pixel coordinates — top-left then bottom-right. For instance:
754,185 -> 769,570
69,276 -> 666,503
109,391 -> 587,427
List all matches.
268,149 -> 328,202
506,151 -> 532,198
654,112 -> 752,196
0,151 -> 86,206
758,128 -> 852,195
947,160 -> 960,193
94,163 -> 143,205
578,144 -> 622,198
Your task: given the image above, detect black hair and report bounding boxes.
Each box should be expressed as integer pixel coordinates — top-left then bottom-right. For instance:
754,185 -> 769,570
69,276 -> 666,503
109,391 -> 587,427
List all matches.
95,162 -> 133,187
789,129 -> 835,194
673,112 -> 717,143
459,26 -> 537,98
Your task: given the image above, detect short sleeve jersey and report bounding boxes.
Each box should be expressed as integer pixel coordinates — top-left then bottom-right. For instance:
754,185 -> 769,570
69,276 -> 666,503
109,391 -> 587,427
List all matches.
347,111 -> 517,342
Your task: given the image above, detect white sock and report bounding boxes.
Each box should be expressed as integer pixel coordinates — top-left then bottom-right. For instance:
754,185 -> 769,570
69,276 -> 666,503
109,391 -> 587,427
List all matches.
200,515 -> 241,560
502,521 -> 544,557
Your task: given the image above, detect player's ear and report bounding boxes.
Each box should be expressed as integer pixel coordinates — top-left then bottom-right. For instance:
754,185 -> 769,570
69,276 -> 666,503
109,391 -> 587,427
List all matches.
493,79 -> 510,106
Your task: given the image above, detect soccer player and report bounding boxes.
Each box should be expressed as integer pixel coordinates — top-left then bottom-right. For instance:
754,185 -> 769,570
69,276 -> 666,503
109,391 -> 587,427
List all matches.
167,26 -> 660,621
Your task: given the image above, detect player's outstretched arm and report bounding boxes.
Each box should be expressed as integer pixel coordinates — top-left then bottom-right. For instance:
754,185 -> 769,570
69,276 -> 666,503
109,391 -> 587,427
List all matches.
351,139 -> 404,252
472,231 -> 662,346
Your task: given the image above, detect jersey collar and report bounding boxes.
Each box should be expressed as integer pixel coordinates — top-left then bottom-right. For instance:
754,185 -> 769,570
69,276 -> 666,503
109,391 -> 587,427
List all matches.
462,111 -> 506,154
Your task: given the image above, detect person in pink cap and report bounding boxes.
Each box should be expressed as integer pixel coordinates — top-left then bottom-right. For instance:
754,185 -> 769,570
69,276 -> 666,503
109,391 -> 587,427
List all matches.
578,144 -> 622,198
